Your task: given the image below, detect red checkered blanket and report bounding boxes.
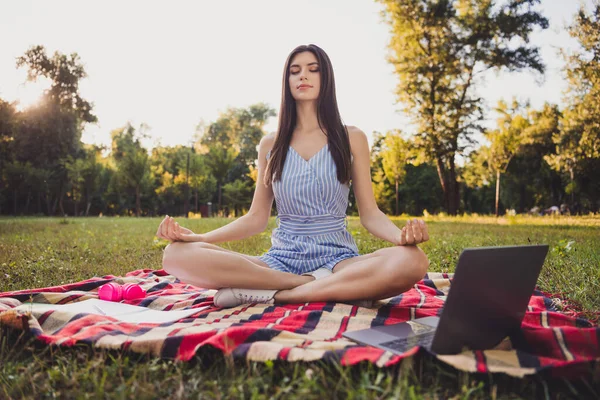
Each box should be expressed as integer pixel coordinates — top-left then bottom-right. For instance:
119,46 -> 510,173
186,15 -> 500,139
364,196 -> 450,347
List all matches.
1,269 -> 598,377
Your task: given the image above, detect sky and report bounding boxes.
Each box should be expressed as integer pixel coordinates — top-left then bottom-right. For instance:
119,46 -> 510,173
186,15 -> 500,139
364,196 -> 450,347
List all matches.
0,0 -> 595,153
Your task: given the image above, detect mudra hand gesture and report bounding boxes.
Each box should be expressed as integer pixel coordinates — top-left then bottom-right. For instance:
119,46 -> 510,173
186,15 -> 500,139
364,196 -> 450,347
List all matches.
397,219 -> 429,246
156,215 -> 198,242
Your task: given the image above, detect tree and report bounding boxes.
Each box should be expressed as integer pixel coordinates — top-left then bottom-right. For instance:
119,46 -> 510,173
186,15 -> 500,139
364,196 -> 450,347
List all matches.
152,166 -> 177,215
545,4 -> 600,207
398,164 -> 444,215
0,99 -> 17,167
485,99 -> 530,216
173,152 -> 216,214
222,179 -> 253,217
0,99 -> 18,214
204,144 -> 239,213
377,0 -> 548,214
188,154 -> 216,212
149,145 -> 190,178
199,103 -> 275,161
3,161 -> 29,215
65,144 -> 105,216
111,124 -> 151,217
369,132 -> 395,214
503,103 -> 562,212
199,103 -> 276,193
459,148 -> 495,213
12,45 -> 96,215
380,131 -> 411,215
232,103 -> 276,167
16,45 -> 96,124
63,155 -> 86,216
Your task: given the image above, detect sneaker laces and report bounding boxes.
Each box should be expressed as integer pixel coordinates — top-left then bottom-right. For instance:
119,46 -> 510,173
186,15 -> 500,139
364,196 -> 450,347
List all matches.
240,293 -> 270,302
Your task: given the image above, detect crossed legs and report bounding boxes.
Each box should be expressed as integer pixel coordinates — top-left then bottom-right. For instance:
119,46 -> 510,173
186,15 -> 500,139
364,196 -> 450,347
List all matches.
161,242 -> 429,303
161,241 -> 313,290
275,246 -> 428,303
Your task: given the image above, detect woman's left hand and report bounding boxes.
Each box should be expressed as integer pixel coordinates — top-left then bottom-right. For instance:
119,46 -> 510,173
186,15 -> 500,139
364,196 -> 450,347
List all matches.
397,219 -> 429,246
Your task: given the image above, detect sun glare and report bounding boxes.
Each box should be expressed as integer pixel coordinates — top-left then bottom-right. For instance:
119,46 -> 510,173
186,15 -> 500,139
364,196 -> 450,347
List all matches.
14,77 -> 51,111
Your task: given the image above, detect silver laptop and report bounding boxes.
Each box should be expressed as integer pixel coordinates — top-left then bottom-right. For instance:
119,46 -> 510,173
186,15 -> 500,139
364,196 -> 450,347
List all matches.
343,245 -> 549,355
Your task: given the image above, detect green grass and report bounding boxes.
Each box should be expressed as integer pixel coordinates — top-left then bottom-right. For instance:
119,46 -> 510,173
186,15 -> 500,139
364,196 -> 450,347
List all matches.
1,215 -> 599,399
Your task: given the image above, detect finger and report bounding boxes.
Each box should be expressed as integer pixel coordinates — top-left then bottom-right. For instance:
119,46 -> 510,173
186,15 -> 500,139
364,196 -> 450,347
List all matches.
170,218 -> 180,241
160,215 -> 170,239
157,221 -> 165,239
170,218 -> 179,241
157,216 -> 168,238
174,222 -> 182,240
405,220 -> 415,244
398,227 -> 407,245
420,219 -> 429,242
163,218 -> 172,240
166,217 -> 175,240
412,218 -> 423,243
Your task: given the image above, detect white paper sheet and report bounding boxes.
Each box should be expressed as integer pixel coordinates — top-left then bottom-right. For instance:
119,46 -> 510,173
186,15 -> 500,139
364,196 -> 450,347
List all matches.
14,299 -> 209,324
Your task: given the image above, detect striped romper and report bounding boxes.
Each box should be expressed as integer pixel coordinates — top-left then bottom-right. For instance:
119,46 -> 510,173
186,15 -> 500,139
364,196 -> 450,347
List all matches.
258,143 -> 360,275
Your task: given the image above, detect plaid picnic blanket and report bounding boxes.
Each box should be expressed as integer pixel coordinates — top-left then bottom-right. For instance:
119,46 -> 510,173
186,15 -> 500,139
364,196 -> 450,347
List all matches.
1,269 -> 598,378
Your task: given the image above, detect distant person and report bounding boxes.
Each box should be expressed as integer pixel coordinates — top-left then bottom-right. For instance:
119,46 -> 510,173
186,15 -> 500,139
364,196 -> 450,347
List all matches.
158,44 -> 429,308
543,205 -> 560,215
529,206 -> 541,216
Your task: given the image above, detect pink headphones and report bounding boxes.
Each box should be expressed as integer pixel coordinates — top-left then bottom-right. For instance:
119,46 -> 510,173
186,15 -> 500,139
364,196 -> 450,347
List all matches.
98,282 -> 147,302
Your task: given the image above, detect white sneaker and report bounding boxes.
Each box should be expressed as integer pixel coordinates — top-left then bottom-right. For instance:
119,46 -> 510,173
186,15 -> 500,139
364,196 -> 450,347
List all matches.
213,288 -> 278,308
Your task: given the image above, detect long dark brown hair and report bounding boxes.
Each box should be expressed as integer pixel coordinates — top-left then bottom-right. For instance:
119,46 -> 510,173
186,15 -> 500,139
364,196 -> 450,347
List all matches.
264,44 -> 352,186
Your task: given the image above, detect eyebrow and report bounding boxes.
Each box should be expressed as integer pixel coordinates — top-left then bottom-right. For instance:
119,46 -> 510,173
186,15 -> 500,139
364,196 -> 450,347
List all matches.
290,62 -> 319,68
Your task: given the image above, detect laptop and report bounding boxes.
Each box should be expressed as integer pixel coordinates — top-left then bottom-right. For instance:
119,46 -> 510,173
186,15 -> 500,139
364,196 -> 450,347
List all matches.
343,244 -> 549,355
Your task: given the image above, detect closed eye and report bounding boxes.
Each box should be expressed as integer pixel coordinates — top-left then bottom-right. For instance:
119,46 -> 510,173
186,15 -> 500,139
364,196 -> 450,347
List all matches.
290,69 -> 319,74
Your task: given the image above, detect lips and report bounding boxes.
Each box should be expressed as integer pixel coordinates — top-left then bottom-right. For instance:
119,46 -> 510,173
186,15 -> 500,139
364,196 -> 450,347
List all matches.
297,84 -> 312,89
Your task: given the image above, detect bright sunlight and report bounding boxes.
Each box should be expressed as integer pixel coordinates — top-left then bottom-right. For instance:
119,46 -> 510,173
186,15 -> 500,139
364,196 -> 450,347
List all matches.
13,72 -> 51,111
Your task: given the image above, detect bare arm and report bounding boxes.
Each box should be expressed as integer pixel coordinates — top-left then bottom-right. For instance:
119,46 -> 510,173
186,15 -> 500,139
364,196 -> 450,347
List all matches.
196,214 -> 264,244
157,134 -> 275,244
348,126 -> 429,246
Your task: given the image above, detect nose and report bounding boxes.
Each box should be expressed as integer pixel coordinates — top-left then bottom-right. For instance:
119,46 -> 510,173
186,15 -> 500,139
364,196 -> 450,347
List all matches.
298,68 -> 307,81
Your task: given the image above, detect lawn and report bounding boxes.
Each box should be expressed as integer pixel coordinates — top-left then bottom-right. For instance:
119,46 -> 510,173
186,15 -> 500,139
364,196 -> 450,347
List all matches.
1,215 -> 599,399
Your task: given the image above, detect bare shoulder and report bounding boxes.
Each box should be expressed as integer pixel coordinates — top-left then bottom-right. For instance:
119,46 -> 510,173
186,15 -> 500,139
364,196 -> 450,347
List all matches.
259,132 -> 276,154
345,125 -> 369,153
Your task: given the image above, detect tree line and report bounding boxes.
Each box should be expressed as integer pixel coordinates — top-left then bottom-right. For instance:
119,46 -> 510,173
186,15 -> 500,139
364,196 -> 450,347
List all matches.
1,1 -> 598,217
374,0 -> 599,215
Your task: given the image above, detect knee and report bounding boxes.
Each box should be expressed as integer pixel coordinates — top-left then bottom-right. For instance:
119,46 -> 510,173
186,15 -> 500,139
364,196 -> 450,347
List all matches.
162,242 -> 185,274
386,246 -> 429,288
162,242 -> 213,275
411,247 -> 430,281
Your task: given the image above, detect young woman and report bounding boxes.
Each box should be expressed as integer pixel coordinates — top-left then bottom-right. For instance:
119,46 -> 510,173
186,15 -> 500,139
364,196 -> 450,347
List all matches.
159,44 -> 429,308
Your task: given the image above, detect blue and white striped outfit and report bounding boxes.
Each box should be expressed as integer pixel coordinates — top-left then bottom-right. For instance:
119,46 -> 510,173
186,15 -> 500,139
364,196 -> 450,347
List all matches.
258,143 -> 360,274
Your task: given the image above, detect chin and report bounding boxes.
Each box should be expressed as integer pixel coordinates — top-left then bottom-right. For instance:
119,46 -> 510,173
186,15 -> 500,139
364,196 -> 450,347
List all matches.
294,95 -> 318,102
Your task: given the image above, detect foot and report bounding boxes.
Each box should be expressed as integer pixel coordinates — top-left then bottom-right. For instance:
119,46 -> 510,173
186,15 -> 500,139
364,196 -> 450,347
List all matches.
213,288 -> 278,308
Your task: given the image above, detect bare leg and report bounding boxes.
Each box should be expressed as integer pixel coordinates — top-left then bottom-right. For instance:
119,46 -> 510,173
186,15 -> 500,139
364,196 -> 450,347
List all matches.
162,242 -> 313,290
274,245 -> 429,304
170,241 -> 272,269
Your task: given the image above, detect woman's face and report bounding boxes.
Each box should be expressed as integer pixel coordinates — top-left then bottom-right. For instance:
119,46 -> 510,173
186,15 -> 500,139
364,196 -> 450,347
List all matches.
288,51 -> 321,102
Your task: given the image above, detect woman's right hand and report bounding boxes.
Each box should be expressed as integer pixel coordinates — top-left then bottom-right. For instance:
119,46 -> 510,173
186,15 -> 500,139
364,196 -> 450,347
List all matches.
156,215 -> 203,242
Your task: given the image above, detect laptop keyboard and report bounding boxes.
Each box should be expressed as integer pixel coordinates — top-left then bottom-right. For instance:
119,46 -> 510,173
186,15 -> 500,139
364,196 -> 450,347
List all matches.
380,332 -> 436,353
